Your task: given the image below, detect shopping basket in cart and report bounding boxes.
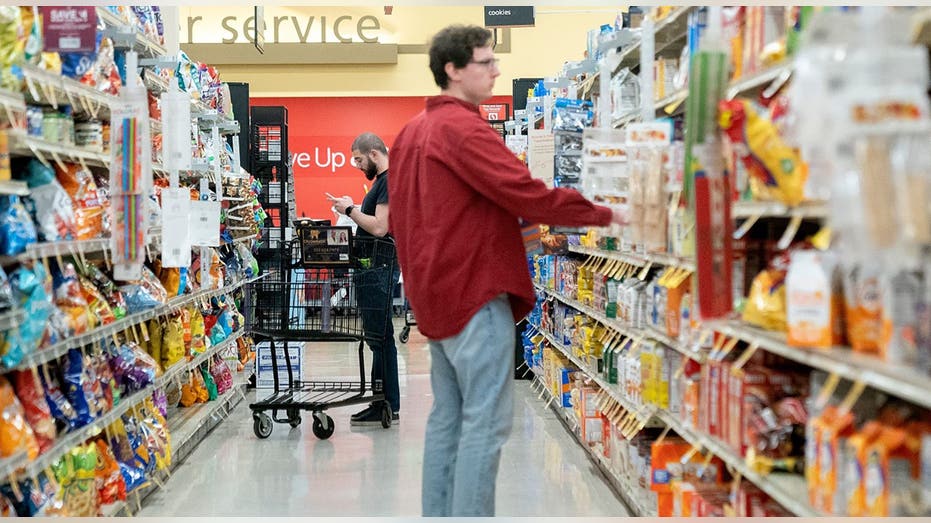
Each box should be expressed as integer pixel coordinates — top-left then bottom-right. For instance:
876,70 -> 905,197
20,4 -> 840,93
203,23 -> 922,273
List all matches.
244,229 -> 397,439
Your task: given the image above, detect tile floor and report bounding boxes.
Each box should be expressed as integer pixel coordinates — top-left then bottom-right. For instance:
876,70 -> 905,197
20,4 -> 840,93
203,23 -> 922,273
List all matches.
138,322 -> 630,516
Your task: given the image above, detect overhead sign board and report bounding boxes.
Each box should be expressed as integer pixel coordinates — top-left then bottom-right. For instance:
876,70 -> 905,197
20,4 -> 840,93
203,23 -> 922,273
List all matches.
484,6 -> 534,28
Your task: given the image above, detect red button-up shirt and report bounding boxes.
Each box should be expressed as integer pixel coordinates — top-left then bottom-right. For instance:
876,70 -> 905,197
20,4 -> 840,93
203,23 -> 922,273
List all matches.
389,95 -> 613,339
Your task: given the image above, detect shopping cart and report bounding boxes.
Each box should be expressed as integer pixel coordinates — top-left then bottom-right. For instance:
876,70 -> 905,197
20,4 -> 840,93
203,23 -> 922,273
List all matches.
398,298 -> 416,344
244,229 -> 397,440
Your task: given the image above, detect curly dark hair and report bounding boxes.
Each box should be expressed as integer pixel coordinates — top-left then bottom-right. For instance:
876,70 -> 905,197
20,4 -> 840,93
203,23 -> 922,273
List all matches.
429,25 -> 493,89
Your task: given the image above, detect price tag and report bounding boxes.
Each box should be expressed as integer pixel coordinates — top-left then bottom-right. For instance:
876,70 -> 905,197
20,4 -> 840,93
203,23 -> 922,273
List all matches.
161,188 -> 192,267
190,200 -> 221,247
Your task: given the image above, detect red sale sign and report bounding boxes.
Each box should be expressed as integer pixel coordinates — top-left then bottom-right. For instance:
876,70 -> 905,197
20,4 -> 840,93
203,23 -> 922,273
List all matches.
251,95 -> 513,221
41,6 -> 97,53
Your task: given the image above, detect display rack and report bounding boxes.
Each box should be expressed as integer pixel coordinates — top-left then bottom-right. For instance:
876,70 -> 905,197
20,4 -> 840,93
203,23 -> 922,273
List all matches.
525,6 -> 931,518
0,6 -> 263,517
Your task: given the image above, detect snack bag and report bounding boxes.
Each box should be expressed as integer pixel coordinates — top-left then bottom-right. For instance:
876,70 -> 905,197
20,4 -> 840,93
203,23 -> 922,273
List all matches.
146,318 -> 163,369
742,268 -> 788,332
94,438 -> 127,506
51,260 -> 94,335
54,163 -> 105,240
719,98 -> 807,206
161,314 -> 185,370
41,367 -> 80,431
0,195 -> 38,255
84,264 -> 127,320
0,375 -> 39,459
78,275 -> 116,326
63,349 -> 100,426
11,370 -> 55,453
200,364 -> 218,401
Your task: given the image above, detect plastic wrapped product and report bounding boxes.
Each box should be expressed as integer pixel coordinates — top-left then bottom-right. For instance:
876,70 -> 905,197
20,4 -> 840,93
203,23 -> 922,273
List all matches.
84,264 -> 127,320
199,364 -> 218,401
11,369 -> 55,453
94,438 -> 126,506
0,263 -> 13,312
51,260 -> 94,334
20,158 -> 76,241
63,349 -> 103,426
0,471 -> 67,516
78,275 -> 115,326
8,264 -> 53,361
118,267 -> 168,314
41,367 -> 79,431
0,195 -> 38,255
55,164 -> 105,240
0,375 -> 39,459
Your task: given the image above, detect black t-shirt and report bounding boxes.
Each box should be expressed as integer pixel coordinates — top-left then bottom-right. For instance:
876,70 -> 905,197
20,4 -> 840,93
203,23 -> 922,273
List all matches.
356,170 -> 388,240
353,170 -> 394,265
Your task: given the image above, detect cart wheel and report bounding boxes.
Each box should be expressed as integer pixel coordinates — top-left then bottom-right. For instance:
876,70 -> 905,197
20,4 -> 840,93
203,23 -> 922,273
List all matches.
287,409 -> 302,428
312,414 -> 335,440
253,413 -> 273,439
380,404 -> 392,429
399,327 -> 410,344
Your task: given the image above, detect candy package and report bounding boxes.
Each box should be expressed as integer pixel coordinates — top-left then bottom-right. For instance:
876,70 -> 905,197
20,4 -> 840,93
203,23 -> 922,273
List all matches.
55,164 -> 105,240
12,370 -> 56,454
0,375 -> 39,459
0,195 -> 38,255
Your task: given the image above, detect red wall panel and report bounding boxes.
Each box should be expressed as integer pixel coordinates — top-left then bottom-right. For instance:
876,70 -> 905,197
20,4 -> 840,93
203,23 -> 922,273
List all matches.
250,95 -> 512,220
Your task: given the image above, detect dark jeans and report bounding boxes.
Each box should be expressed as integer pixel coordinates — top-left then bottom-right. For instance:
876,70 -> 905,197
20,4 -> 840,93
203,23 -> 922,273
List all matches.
356,265 -> 400,413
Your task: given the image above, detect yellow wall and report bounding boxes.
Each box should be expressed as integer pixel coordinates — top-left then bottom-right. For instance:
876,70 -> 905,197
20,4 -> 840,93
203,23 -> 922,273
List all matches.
180,6 -> 624,97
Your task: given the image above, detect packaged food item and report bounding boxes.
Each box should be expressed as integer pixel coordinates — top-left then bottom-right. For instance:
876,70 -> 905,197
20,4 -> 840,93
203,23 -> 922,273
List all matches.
84,264 -> 127,320
742,267 -> 788,332
119,266 -> 168,313
20,158 -> 76,241
11,370 -> 55,454
78,275 -> 116,326
41,366 -> 80,431
54,163 -> 105,240
843,262 -> 883,355
63,349 -> 102,426
787,250 -> 844,348
0,470 -> 67,516
161,314 -> 185,370
719,98 -> 807,206
0,375 -> 39,459
51,260 -> 94,335
0,194 -> 38,255
200,364 -> 218,401
210,355 -> 233,395
94,438 -> 127,506
108,419 -> 148,493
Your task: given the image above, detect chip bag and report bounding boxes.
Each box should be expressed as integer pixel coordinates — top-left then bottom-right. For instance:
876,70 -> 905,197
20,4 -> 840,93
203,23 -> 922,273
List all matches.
719,98 -> 807,206
54,163 -> 105,240
0,375 -> 39,460
94,438 -> 126,506
161,314 -> 185,370
200,364 -> 218,401
11,370 -> 55,453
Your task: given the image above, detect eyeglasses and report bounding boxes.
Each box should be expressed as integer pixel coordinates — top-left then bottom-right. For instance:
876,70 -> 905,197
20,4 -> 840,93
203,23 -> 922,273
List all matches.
469,58 -> 500,69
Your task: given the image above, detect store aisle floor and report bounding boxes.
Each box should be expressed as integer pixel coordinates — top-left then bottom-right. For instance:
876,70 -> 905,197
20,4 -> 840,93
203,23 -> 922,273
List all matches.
139,323 -> 629,517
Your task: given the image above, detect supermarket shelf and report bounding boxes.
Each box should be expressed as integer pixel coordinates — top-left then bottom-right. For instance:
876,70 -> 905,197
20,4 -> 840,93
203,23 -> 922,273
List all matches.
24,384 -> 156,478
0,179 -> 29,196
157,331 -> 245,388
726,63 -> 792,100
713,320 -> 931,411
0,450 -> 27,481
96,7 -> 167,59
143,69 -> 170,94
530,318 -> 817,516
654,408 -> 817,517
8,276 -> 258,372
732,200 -> 828,220
614,6 -> 695,74
0,87 -> 26,128
0,307 -> 25,332
8,131 -> 109,170
533,325 -> 657,425
614,62 -> 792,129
569,244 -> 696,272
533,375 -> 655,516
534,283 -> 703,362
21,64 -> 113,120
100,375 -> 248,517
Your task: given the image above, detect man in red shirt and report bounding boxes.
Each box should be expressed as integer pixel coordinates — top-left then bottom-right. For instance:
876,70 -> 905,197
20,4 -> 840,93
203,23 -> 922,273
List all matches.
390,25 -> 626,516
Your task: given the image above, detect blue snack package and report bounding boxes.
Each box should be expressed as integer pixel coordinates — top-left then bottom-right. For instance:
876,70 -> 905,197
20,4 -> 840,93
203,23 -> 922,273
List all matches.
0,195 -> 38,255
40,368 -> 80,431
63,349 -> 95,426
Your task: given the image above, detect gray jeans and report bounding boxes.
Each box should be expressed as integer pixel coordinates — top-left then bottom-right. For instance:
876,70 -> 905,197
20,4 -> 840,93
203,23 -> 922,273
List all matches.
421,294 -> 515,516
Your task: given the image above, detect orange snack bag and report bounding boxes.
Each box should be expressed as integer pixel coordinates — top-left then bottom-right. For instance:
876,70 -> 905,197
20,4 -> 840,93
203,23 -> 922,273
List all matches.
0,376 -> 39,460
54,164 -> 105,240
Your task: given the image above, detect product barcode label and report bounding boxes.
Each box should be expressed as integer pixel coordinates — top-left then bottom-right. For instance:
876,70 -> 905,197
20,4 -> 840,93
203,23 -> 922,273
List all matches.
172,248 -> 181,256
59,36 -> 80,50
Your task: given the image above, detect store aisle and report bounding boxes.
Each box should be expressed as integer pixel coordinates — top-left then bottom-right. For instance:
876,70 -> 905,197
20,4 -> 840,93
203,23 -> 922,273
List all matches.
139,324 -> 629,517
